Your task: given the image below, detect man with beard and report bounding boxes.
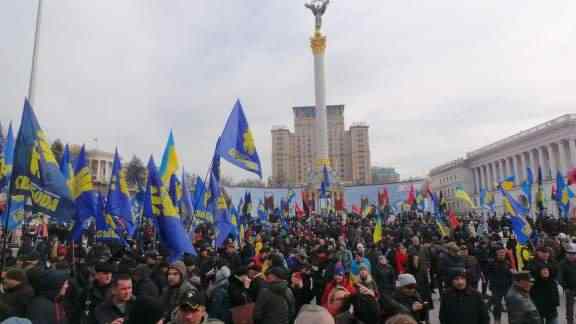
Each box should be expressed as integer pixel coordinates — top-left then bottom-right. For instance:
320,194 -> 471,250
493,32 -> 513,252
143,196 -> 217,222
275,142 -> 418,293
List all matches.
439,268 -> 489,324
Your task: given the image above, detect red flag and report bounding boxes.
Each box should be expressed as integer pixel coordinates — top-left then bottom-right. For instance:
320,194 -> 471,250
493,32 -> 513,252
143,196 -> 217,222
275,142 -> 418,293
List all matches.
301,191 -> 310,216
568,168 -> 576,185
407,185 -> 416,206
448,209 -> 460,230
378,187 -> 389,208
352,204 -> 361,215
335,192 -> 344,211
295,202 -> 304,220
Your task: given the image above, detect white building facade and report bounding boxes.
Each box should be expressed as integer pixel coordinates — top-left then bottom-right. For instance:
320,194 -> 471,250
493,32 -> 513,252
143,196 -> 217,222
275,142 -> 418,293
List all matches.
429,114 -> 576,216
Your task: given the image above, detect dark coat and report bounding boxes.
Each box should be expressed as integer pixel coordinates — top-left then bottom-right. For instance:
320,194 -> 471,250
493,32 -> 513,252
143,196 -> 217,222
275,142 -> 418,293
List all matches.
559,259 -> 576,290
228,275 -> 253,307
392,289 -> 428,322
290,273 -> 314,313
1,283 -> 34,318
26,270 -> 70,324
253,281 -> 295,324
372,263 -> 396,295
133,278 -> 160,299
487,259 -> 513,294
439,288 -> 489,324
94,298 -> 135,324
506,285 -> 541,324
530,277 -> 559,320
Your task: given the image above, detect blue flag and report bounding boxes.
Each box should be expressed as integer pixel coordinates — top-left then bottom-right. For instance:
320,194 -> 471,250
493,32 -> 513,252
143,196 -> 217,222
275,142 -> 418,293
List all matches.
521,168 -> 533,208
95,192 -> 125,243
106,149 -> 134,237
217,100 -> 262,178
180,171 -> 194,223
510,215 -> 533,245
207,148 -> 221,214
145,156 -> 196,258
0,123 -> 14,191
7,99 -> 75,226
214,195 -> 236,247
168,174 -> 182,207
257,200 -> 267,223
69,145 -> 98,241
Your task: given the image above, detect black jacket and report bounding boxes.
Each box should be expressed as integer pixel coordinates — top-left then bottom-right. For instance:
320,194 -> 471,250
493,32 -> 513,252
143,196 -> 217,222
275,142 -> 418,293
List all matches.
487,259 -> 513,293
94,298 -> 135,324
559,259 -> 576,290
530,277 -> 559,320
372,264 -> 396,295
253,281 -> 295,324
228,275 -> 253,307
134,278 -> 159,299
1,283 -> 34,318
439,288 -> 489,324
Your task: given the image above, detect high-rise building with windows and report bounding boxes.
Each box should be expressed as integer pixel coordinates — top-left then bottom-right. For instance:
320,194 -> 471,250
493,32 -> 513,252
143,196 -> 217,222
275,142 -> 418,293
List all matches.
271,105 -> 371,187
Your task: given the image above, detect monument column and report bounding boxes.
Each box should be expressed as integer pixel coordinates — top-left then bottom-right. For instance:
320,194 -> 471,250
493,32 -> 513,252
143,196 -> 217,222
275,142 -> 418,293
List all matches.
311,32 -> 329,168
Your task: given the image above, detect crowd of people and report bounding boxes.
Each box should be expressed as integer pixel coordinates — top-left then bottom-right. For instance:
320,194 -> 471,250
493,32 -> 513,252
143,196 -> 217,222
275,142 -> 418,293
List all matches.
0,210 -> 575,324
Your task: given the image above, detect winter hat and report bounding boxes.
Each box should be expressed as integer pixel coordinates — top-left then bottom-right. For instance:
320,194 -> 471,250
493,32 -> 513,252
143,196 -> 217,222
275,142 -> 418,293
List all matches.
168,261 -> 188,279
448,268 -> 467,282
4,268 -> 27,284
396,273 -> 417,288
334,262 -> 345,276
295,304 -> 335,324
266,267 -> 289,281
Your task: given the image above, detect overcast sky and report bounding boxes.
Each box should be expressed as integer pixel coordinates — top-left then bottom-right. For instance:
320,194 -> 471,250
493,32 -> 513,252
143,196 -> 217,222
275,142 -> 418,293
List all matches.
1,0 -> 576,182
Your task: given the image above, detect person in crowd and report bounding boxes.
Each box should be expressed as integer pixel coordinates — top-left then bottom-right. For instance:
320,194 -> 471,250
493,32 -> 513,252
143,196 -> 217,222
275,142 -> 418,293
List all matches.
206,265 -> 231,323
505,271 -> 541,324
162,261 -> 198,320
132,264 -> 160,298
394,244 -> 408,275
95,273 -> 135,324
559,243 -> 576,324
392,273 -> 428,323
294,304 -> 334,324
487,245 -> 513,324
439,268 -> 489,324
0,268 -> 34,318
530,264 -> 560,324
321,262 -> 356,313
228,266 -> 253,307
253,267 -> 295,324
165,290 -> 224,324
373,254 -> 396,297
25,270 -> 71,324
290,268 -> 314,313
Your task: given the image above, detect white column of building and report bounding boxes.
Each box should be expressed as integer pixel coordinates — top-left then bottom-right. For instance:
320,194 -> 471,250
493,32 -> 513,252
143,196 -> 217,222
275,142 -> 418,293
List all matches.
568,138 -> 576,169
516,154 -> 523,181
497,160 -> 503,182
505,157 -> 512,180
473,168 -> 479,193
487,163 -> 494,189
519,153 -> 526,179
482,165 -> 488,190
558,140 -> 568,176
548,143 -> 557,178
569,138 -> 576,168
538,146 -> 546,175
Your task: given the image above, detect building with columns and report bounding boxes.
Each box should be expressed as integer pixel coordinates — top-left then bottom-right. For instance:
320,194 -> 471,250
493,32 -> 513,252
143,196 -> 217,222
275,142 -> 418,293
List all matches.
429,114 -> 576,215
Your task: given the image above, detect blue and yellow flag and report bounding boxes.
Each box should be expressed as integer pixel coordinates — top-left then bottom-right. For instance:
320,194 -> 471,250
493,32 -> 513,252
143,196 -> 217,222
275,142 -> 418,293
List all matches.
0,123 -> 14,199
257,200 -> 267,223
510,214 -> 533,245
217,100 -> 262,178
501,176 -> 515,191
536,167 -> 545,216
8,99 -> 75,225
499,181 -> 529,217
145,156 -> 196,257
454,186 -> 476,208
556,171 -> 574,218
159,130 -> 180,186
95,192 -> 124,243
106,149 -> 134,236
243,191 -> 252,219
191,176 -> 212,223
69,145 -> 98,241
215,195 -> 236,247
207,148 -> 221,212
59,144 -> 74,190
521,168 -> 534,208
168,174 -> 182,207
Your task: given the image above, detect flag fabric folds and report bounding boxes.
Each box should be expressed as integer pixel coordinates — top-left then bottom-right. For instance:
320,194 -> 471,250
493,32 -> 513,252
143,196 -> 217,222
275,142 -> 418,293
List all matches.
521,168 -> 534,208
535,167 -> 545,216
454,187 -> 476,208
0,123 -> 15,225
106,149 -> 134,237
217,100 -> 262,178
69,145 -> 98,241
373,213 -> 382,243
8,99 -> 75,225
144,156 -> 196,258
510,214 -> 533,245
159,131 -> 180,186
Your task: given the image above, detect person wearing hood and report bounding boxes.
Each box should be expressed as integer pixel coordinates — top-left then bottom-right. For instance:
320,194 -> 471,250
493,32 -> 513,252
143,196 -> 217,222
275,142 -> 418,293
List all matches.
25,270 -> 71,324
530,264 -> 559,324
162,261 -> 199,320
392,273 -> 428,323
0,269 -> 34,318
439,268 -> 489,324
253,266 -> 295,324
132,264 -> 160,298
228,266 -> 253,307
206,265 -> 231,323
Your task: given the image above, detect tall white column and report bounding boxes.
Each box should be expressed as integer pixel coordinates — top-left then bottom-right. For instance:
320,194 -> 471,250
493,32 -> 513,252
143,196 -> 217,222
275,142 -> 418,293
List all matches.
538,146 -> 546,175
569,138 -> 576,168
483,165 -> 489,190
558,140 -> 568,176
28,0 -> 44,107
473,168 -> 479,193
519,153 -> 526,179
505,157 -> 511,180
548,143 -> 557,178
310,32 -> 329,170
514,153 -> 526,183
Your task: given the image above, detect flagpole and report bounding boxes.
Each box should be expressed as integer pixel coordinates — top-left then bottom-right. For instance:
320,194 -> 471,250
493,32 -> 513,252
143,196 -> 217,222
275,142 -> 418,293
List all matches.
28,0 -> 44,106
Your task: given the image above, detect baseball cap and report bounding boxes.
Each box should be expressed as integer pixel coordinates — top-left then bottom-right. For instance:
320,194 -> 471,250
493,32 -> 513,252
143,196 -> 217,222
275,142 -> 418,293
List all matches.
178,290 -> 206,310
